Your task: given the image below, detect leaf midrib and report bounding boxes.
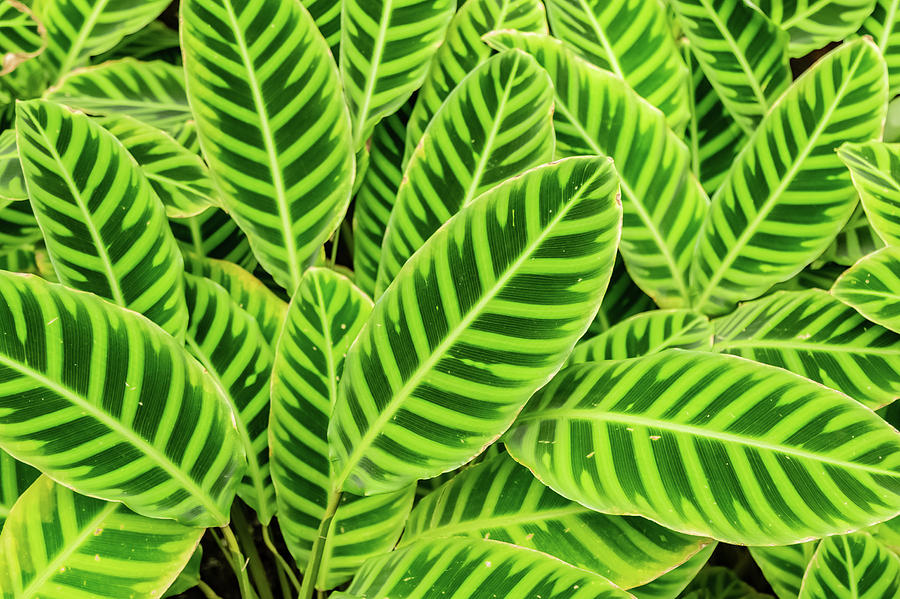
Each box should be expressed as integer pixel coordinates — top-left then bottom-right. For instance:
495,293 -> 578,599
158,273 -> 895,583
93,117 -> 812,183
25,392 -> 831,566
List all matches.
350,0 -> 394,147
575,0 -> 623,77
713,338 -> 900,355
842,535 -> 860,599
54,0 -> 108,77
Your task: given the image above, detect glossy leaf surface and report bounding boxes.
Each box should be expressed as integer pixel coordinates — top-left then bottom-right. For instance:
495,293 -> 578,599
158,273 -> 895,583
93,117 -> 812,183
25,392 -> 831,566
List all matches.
832,246 -> 900,335
798,533 -> 900,598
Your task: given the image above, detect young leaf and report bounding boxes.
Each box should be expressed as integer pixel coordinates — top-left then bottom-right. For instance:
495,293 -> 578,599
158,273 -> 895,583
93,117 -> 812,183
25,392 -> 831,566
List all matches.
837,141 -> 900,247
181,0 -> 354,291
329,156 -> 622,495
506,351 -> 900,545
630,544 -> 716,599
748,0 -> 877,57
0,271 -> 244,526
690,40 -> 888,315
798,533 -> 900,598
0,129 -> 26,202
0,451 -> 37,530
0,1 -> 45,76
832,246 -> 900,335
750,542 -> 818,599
861,0 -> 900,95
171,210 -> 258,273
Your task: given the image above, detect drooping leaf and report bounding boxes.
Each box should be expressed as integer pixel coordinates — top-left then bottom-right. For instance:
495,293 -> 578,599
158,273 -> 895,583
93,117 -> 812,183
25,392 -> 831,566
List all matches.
330,156 -> 622,495
0,1 -> 45,76
832,246 -> 900,335
506,351 -> 900,545
182,0 -> 354,291
16,99 -> 189,339
629,543 -> 716,599
486,31 -> 708,308
0,451 -> 37,530
861,0 -> 900,95
712,289 -> 900,409
690,40 -> 888,315
749,0 -> 877,57
0,476 -> 203,599
91,21 -> 181,64
0,130 -> 26,202
815,203 -> 885,267
171,209 -> 258,273
837,141 -> 900,247
0,271 -> 244,526
375,49 -> 555,293
681,566 -> 773,598
798,533 -> 900,598
750,542 -> 818,599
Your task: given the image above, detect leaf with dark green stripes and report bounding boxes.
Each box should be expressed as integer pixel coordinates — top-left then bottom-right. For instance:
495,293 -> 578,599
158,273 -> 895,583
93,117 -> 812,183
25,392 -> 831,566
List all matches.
837,141 -> 900,247
798,533 -> 900,598
403,452 -> 710,590
16,99 -> 188,339
507,351 -> 900,545
46,58 -> 191,133
682,566 -> 773,598
0,1 -> 45,76
91,21 -> 181,64
0,201 -> 41,246
816,204 -> 885,267
340,0 -> 455,149
330,156 -> 622,495
750,0 -> 876,57
0,452 -> 37,530
0,271 -> 244,526
868,515 -> 900,554
0,476 -> 203,599
0,130 -> 26,202
163,546 -> 203,598
862,0 -> 900,95
772,264 -> 847,294
544,0 -> 691,131
302,0 -> 340,56
184,274 -> 274,524
630,543 -> 716,599
486,31 -> 708,308
750,542 -> 818,599
0,244 -> 37,275
375,49 -> 555,293
403,0 -> 548,158
332,537 -> 634,599
589,254 -> 656,335
571,309 -> 712,363
690,40 -> 888,316
182,0 -> 354,291
712,289 -> 900,409
171,210 -> 258,273
832,246 -> 900,336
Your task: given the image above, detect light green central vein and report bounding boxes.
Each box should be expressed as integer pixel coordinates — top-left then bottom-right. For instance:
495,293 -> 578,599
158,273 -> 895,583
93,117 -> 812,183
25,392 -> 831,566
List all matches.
576,0 -> 622,77
352,0 -> 393,147
842,535 -> 859,599
54,0 -> 108,77
713,339 -> 900,355
882,0 -> 899,53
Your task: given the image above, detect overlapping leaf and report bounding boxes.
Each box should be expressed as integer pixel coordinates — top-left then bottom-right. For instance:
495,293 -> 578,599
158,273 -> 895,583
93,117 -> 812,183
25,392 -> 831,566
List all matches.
861,0 -> 900,95
0,452 -> 37,530
681,566 -> 772,598
750,542 -> 817,599
329,157 -> 622,495
0,1 -> 45,76
816,204 -> 885,266
92,21 -> 181,64
0,201 -> 41,246
171,210 -> 258,273
837,141 -> 900,246
0,130 -> 26,202
832,246 -> 900,335
301,0 -> 340,56
630,544 -> 716,599
749,0 -> 876,57
798,533 -> 900,598
590,254 -> 656,334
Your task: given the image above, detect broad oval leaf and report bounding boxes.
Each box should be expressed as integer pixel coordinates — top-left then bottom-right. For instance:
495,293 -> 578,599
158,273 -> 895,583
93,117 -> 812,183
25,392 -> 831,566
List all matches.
630,543 -> 716,599
506,350 -> 900,545
571,309 -> 713,363
690,39 -> 888,315
0,1 -> 45,76
0,451 -> 37,530
403,452 -> 710,589
750,542 -> 818,599
375,49 -> 555,293
331,537 -> 634,599
0,271 -> 244,526
329,156 -> 622,495
0,129 -> 26,202
837,141 -> 900,247
485,31 -> 708,308
16,99 -> 189,339
172,209 -> 258,273
712,289 -> 900,409
182,0 -> 354,291
832,246 -> 900,335
750,0 -> 877,57
0,476 -> 203,599
862,0 -> 900,96
798,533 -> 900,598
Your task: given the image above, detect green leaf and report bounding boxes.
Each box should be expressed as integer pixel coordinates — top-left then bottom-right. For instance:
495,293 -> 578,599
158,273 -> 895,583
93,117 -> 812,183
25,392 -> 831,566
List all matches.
571,309 -> 713,362
403,0 -> 548,158
332,537 -> 634,599
375,49 -> 555,293
712,289 -> 900,409
184,274 -> 274,524
301,0 -> 340,56
0,271 -> 244,526
798,533 -> 900,598
750,542 -> 818,599
589,254 -> 656,335
671,0 -> 790,133
269,267 -> 414,588
16,99 -> 189,339
0,1 -> 45,76
91,21 -> 181,64
750,0 -> 877,57
771,264 -> 847,293
163,545 -> 202,598
815,203 -> 885,267
0,476 -> 203,599
690,40 -> 888,316
329,156 -> 622,495
861,0 -> 900,96
544,0 -> 691,131
682,566 -> 773,598
0,244 -> 37,275
403,452 -> 710,589
0,451 -> 37,530
506,350 -> 900,545
99,114 -> 218,219
868,514 -> 900,554
0,201 -> 41,246
171,209 -> 258,273
837,141 -> 900,247
832,246 -> 900,335
0,129 -> 26,202
485,31 -> 708,308
45,58 -> 191,133
630,543 -> 716,599
340,0 -> 456,149
182,0 -> 354,291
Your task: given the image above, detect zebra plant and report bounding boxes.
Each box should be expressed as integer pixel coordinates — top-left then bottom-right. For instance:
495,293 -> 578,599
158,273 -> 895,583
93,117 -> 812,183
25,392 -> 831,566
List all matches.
1,0 -> 900,598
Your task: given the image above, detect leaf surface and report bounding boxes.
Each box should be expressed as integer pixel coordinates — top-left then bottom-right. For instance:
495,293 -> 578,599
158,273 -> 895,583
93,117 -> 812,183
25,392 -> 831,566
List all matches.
798,533 -> 900,598
832,246 -> 900,335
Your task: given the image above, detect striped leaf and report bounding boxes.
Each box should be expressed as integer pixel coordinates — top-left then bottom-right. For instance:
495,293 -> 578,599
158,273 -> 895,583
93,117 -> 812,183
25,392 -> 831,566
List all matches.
544,0 -> 691,131
712,289 -> 900,409
99,114 -> 218,219
590,254 -> 656,335
375,49 -> 555,293
862,0 -> 900,95
749,0 -> 877,57
0,271 -> 244,526
46,58 -> 191,132
0,476 -> 203,599
682,566 -> 772,598
184,274 -> 274,524
486,31 -> 708,308
340,0 -> 455,149
798,533 -> 900,598
0,452 -> 37,531
403,0 -> 548,158
506,350 -> 900,545
571,309 -> 713,363
0,201 -> 42,246
771,263 -> 847,293
302,0 -> 340,56
163,546 -> 202,598
269,267 -> 413,588
671,0 -> 791,133
171,209 -> 258,273
690,39 -> 888,316
868,514 -> 900,554
837,141 -> 900,247
330,156 -> 622,495
16,99 -> 188,339
750,542 -> 818,599
403,452 -> 710,590
0,245 -> 37,275
332,537 -> 634,599
182,0 -> 354,292
816,204 -> 885,267
630,543 -> 716,599
0,129 -> 26,202
0,1 -> 45,76
92,21 -> 181,64
832,246 -> 900,335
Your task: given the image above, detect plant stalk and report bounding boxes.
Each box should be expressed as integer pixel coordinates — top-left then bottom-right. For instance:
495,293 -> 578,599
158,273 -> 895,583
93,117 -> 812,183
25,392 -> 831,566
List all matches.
262,524 -> 301,593
198,581 -> 225,599
218,526 -> 260,599
231,506 -> 276,599
299,491 -> 342,599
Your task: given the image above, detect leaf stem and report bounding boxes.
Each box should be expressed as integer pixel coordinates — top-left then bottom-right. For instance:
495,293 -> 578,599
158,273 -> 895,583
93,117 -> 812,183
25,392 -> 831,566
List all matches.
329,226 -> 341,265
262,524 -> 301,593
231,507 -> 275,599
217,526 -> 259,599
198,581 -> 225,599
299,491 -> 342,599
